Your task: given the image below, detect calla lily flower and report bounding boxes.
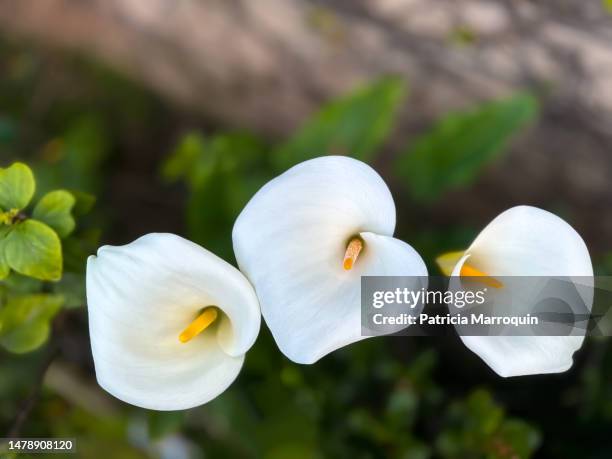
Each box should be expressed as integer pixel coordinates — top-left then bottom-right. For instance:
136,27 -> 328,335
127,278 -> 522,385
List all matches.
86,233 -> 260,410
232,156 -> 428,364
437,206 -> 593,377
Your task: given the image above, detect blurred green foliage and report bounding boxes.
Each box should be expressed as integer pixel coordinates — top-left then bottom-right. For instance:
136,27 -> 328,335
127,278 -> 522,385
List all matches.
396,93 -> 538,202
0,293 -> 63,354
436,390 -> 540,458
1,40 -> 610,459
162,132 -> 269,260
274,76 -> 406,168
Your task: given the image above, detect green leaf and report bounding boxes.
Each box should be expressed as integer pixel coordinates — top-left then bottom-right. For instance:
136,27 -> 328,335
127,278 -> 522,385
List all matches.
0,162 -> 35,210
39,115 -> 110,193
0,226 -> 10,280
497,419 -> 541,459
62,228 -> 100,273
52,272 -> 86,309
1,272 -> 43,293
70,190 -> 96,216
0,293 -> 64,353
436,388 -> 540,459
162,131 -> 266,192
465,389 -> 504,436
32,190 -> 76,238
274,76 -> 407,169
0,249 -> 9,280
396,93 -> 538,202
161,132 -> 209,188
162,131 -> 269,259
0,256 -> 8,280
4,220 -> 62,281
184,136 -> 269,259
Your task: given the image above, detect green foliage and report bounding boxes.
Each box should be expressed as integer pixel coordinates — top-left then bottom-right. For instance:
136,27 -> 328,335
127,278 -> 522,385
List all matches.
437,389 -> 540,459
0,162 -> 35,211
274,76 -> 407,169
34,115 -> 111,195
33,190 -> 76,238
0,229 -> 9,280
0,293 -> 64,353
162,131 -> 269,258
396,93 -> 538,202
70,190 -> 97,217
0,159 -> 93,355
161,132 -> 210,189
0,163 -> 87,283
3,220 -> 62,281
52,272 -> 88,309
62,228 -> 100,274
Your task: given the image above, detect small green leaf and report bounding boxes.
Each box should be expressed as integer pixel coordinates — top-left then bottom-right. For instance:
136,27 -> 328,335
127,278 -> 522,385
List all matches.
62,228 -> 101,273
436,388 -> 540,459
69,190 -> 96,216
161,132 -> 210,188
0,246 -> 9,280
274,76 -> 407,169
497,419 -> 541,458
0,293 -> 63,353
1,272 -> 43,293
4,220 -> 62,281
0,226 -> 10,280
32,190 -> 76,238
396,93 -> 538,202
466,389 -> 504,435
0,259 -> 8,279
0,162 -> 35,210
52,272 -> 86,308
162,131 -> 269,259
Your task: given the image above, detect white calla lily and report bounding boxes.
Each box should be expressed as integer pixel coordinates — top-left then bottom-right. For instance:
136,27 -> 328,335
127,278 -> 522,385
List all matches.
86,233 -> 260,410
438,206 -> 593,377
232,156 -> 427,364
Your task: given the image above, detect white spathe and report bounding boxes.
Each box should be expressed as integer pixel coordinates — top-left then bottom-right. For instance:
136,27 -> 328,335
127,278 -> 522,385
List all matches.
86,233 -> 261,410
449,206 -> 593,377
232,156 -> 427,364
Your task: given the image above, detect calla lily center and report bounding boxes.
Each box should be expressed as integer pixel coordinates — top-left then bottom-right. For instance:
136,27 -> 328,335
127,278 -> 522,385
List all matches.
436,250 -> 504,289
179,307 -> 219,343
343,237 -> 364,271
